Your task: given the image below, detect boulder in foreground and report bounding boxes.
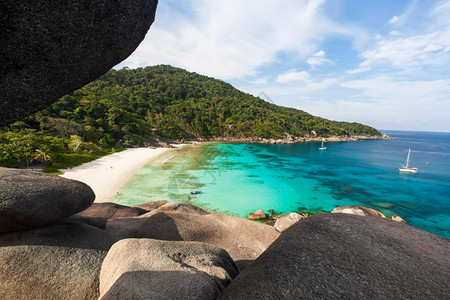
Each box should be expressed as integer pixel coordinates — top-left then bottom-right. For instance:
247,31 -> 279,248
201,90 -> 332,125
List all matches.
0,167 -> 95,232
105,210 -> 280,271
0,222 -> 115,300
0,0 -> 158,126
218,213 -> 450,299
99,238 -> 238,300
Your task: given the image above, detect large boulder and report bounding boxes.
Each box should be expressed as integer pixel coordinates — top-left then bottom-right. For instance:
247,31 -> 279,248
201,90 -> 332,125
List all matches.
99,238 -> 239,300
218,213 -> 450,299
0,167 -> 95,232
0,221 -> 115,300
274,212 -> 304,232
0,0 -> 158,126
77,202 -> 148,219
106,210 -> 280,270
332,205 -> 386,218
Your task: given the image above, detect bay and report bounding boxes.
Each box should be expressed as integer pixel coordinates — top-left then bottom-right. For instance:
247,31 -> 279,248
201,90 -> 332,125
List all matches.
111,130 -> 450,238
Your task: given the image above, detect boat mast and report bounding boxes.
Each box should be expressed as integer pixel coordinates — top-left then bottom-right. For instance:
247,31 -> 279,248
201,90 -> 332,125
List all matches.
406,149 -> 411,168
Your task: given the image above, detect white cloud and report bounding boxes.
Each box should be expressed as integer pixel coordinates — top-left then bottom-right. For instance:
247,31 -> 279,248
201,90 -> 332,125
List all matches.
306,50 -> 333,67
276,71 -> 311,83
389,16 -> 400,24
350,0 -> 450,73
118,0 -> 353,79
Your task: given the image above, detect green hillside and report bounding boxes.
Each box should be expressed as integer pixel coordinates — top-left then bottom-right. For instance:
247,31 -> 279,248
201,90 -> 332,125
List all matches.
1,65 -> 380,171
29,65 -> 380,144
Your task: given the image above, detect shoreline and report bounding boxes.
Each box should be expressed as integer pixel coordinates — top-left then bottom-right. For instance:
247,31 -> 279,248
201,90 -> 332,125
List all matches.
60,146 -> 182,203
192,134 -> 394,144
59,135 -> 389,203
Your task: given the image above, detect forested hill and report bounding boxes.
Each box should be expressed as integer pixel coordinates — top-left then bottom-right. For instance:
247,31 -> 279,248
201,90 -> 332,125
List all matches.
16,65 -> 380,146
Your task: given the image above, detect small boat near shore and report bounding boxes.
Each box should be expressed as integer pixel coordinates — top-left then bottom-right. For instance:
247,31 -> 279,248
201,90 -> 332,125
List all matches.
190,190 -> 202,195
319,140 -> 327,150
399,149 -> 418,174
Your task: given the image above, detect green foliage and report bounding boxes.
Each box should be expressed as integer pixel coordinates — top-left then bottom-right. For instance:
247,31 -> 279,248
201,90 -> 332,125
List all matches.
16,65 -> 380,145
0,129 -> 122,173
1,65 -> 380,171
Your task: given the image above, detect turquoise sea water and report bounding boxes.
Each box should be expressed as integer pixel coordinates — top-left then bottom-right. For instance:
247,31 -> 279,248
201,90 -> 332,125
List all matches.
111,130 -> 450,238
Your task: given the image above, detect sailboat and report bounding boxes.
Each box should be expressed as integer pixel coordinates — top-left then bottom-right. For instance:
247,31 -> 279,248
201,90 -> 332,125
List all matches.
399,149 -> 418,174
319,140 -> 327,150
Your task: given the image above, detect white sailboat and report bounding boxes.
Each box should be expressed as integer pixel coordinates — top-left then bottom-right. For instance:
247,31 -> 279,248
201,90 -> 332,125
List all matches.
399,149 -> 418,174
319,140 -> 327,150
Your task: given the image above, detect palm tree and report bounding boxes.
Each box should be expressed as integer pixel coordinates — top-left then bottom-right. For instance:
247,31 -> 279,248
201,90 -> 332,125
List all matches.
34,146 -> 53,163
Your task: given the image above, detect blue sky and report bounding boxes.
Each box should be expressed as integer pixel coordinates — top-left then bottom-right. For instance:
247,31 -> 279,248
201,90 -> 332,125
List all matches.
117,0 -> 450,132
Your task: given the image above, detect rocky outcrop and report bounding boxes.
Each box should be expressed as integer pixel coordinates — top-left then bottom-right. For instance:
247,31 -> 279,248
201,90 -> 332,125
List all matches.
135,201 -> 210,215
0,0 -> 158,126
99,238 -> 239,300
392,214 -> 407,223
248,209 -> 267,220
218,213 -> 450,299
0,222 -> 115,300
332,205 -> 386,218
77,202 -> 148,219
106,209 -> 280,270
274,212 -> 304,232
0,167 -> 95,232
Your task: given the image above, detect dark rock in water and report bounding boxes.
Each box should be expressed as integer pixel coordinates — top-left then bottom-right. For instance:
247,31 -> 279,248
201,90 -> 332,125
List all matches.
106,210 -> 280,271
0,0 -> 158,126
77,202 -> 148,219
99,238 -> 239,300
218,213 -> 450,299
0,222 -> 115,300
332,205 -> 386,218
0,167 -> 95,232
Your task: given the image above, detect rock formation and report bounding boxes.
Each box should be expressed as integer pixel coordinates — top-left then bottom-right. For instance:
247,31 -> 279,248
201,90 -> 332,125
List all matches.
274,212 -> 304,232
332,205 -> 386,218
99,239 -> 239,299
0,167 -> 95,232
218,213 -> 450,299
0,0 -> 158,126
105,209 -> 280,271
0,221 -> 115,300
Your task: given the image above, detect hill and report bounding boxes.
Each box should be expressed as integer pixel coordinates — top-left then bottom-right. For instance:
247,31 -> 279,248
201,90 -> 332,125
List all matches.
0,65 -> 380,171
23,65 -> 380,145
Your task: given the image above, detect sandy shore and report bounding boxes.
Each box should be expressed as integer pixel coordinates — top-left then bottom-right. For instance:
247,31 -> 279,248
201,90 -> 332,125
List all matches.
60,147 -> 177,202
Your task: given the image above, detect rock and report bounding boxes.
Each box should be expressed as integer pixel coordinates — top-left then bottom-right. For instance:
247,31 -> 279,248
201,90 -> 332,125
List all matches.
0,0 -> 158,126
77,202 -> 148,219
274,212 -> 304,232
218,213 -> 450,299
248,209 -> 267,220
0,222 -> 115,300
392,215 -> 407,223
0,167 -> 95,232
106,210 -> 280,271
132,200 -> 169,211
134,201 -> 210,215
332,205 -> 386,218
99,238 -> 239,300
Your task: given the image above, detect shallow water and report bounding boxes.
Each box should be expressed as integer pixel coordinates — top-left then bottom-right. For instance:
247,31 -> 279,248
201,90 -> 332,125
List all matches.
111,130 -> 450,238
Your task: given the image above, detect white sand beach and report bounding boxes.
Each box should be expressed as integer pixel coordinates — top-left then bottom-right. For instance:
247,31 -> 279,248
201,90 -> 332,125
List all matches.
60,147 -> 176,203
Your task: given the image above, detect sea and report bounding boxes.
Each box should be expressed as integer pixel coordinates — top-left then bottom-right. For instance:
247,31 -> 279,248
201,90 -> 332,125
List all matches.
110,130 -> 450,238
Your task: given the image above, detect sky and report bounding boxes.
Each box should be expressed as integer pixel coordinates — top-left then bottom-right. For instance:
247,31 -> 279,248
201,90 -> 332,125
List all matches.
117,0 -> 450,132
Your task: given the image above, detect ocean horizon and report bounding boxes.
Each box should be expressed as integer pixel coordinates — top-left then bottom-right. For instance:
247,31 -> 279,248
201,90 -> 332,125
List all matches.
111,130 -> 450,238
